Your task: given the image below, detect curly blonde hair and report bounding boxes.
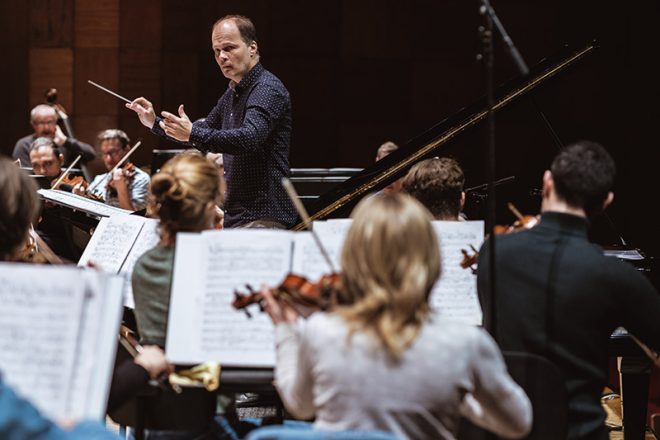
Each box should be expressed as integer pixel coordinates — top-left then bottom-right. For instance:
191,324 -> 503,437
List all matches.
148,152 -> 221,246
337,193 -> 441,360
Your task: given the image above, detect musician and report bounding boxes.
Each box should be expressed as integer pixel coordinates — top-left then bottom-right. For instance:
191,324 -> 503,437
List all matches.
375,141 -> 403,194
0,157 -> 120,439
132,152 -> 222,347
13,104 -> 96,168
476,141 -> 660,440
126,15 -> 297,228
27,137 -> 80,261
29,136 -> 64,179
87,129 -> 150,211
260,193 -> 532,439
401,157 -> 466,221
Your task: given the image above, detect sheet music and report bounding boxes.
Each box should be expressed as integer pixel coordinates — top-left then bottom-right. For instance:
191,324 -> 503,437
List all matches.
0,264 -> 123,421
66,271 -> 124,419
291,231 -> 345,280
430,221 -> 484,325
118,219 -> 161,308
38,188 -> 131,218
78,214 -> 145,273
167,230 -> 294,366
311,219 -> 353,236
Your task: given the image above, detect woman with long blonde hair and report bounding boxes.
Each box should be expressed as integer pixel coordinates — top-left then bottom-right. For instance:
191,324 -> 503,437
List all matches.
260,193 -> 531,440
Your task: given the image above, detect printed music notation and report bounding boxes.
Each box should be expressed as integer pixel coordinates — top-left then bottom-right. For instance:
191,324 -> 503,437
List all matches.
165,220 -> 485,367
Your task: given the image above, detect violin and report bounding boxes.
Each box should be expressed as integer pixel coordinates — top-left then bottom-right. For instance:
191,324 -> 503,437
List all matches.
493,203 -> 540,234
460,203 -> 540,271
51,173 -> 88,192
232,272 -> 342,318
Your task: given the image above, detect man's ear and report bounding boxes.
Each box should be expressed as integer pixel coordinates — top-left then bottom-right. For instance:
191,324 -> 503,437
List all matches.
460,191 -> 466,211
249,41 -> 258,57
602,192 -> 614,211
542,170 -> 553,197
58,154 -> 64,164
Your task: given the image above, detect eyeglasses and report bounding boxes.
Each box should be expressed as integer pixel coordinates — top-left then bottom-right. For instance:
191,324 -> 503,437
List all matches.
102,148 -> 124,158
32,119 -> 58,126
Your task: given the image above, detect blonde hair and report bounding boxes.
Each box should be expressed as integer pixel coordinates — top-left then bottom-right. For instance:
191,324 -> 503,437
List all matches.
0,158 -> 40,260
337,193 -> 441,360
148,152 -> 221,246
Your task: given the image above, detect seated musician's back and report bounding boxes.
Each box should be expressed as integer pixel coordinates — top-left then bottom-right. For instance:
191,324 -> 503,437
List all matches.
477,141 -> 660,440
132,152 -> 222,346
262,193 -> 532,440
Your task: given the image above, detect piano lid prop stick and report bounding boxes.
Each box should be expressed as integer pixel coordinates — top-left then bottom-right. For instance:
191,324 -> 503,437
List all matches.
282,177 -> 336,273
51,154 -> 81,190
87,80 -> 132,104
87,140 -> 142,193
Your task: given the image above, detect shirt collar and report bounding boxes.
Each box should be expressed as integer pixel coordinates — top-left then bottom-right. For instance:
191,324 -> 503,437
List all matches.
230,62 -> 264,93
538,211 -> 590,238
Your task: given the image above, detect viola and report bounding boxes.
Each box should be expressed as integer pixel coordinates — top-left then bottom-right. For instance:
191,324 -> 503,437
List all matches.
494,203 -> 540,234
460,203 -> 540,271
51,173 -> 88,192
232,272 -> 342,318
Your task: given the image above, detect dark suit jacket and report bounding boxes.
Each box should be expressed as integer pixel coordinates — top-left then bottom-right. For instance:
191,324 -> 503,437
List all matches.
477,212 -> 660,440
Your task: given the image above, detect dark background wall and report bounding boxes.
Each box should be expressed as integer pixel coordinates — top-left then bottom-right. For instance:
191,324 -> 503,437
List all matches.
1,0 -> 658,254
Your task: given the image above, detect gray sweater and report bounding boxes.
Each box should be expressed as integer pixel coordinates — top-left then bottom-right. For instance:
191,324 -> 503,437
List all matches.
275,313 -> 532,440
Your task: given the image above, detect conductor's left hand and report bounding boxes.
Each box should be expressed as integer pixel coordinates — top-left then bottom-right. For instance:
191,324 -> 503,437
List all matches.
160,104 -> 192,142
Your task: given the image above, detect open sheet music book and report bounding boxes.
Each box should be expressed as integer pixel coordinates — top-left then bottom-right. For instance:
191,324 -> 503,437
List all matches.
166,220 -> 484,367
0,263 -> 124,421
78,213 -> 160,308
38,189 -> 132,218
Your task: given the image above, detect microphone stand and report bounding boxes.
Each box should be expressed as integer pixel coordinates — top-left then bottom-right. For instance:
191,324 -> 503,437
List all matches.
479,0 -> 498,341
482,0 -> 627,248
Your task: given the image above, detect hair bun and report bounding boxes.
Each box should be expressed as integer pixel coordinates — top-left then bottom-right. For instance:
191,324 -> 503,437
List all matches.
150,172 -> 184,203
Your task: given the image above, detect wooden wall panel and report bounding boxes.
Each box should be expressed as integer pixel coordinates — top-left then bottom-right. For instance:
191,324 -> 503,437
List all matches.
74,0 -> 119,48
0,0 -> 29,157
161,52 -> 199,119
119,0 -> 161,49
29,48 -> 73,112
118,49 -> 160,107
29,0 -> 73,47
74,48 -> 119,115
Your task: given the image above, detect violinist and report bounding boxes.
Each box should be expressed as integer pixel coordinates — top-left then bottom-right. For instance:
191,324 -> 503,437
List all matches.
476,141 -> 660,440
257,193 -> 531,439
29,137 -> 65,180
28,137 -> 79,261
12,104 -> 96,168
86,129 -> 150,211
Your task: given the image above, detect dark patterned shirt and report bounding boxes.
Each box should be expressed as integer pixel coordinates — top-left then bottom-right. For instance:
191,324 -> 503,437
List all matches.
153,63 -> 297,228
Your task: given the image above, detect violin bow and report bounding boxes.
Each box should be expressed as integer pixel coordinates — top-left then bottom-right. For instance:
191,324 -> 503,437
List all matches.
87,140 -> 142,193
282,177 -> 337,273
51,154 -> 82,189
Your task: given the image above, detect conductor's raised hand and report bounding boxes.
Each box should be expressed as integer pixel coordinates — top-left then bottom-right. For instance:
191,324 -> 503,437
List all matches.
126,97 -> 156,128
159,104 -> 192,142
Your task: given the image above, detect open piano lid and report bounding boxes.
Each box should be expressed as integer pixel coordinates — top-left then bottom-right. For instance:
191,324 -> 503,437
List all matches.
295,41 -> 598,230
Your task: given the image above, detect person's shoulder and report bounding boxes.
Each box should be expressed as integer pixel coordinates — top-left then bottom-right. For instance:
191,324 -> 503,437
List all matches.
16,133 -> 35,143
133,167 -> 151,181
305,312 -> 346,340
134,245 -> 172,273
257,67 -> 289,92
